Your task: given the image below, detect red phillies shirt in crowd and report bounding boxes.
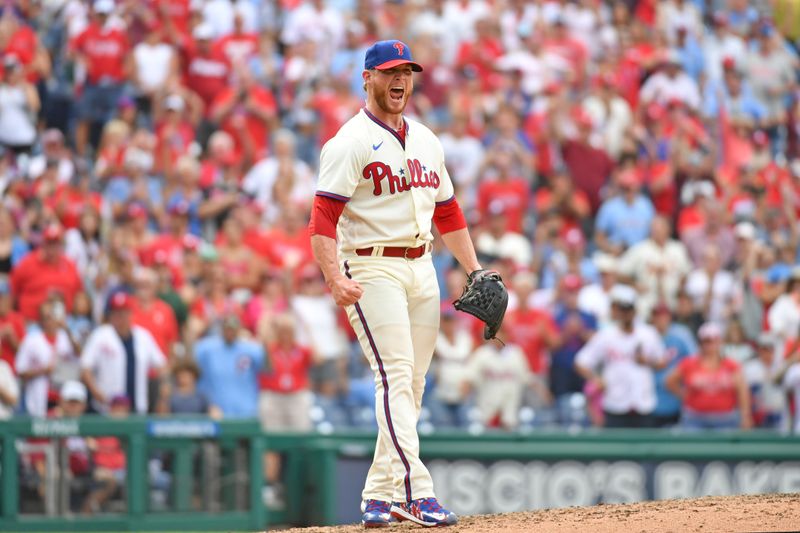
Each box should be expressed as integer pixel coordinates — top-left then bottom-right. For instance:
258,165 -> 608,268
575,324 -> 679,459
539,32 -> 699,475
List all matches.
182,43 -> 231,113
45,184 -> 103,230
4,22 -> 40,82
213,30 -> 259,66
132,299 -> 179,358
260,343 -> 313,393
640,161 -> 676,217
505,308 -> 558,374
138,234 -> 186,272
561,140 -> 614,213
0,309 -> 25,372
10,251 -> 83,321
155,120 -> 196,172
477,178 -> 529,233
92,436 -> 126,470
676,356 -> 741,413
310,85 -> 362,147
210,85 -> 277,158
70,23 -> 130,84
253,225 -> 313,268
455,30 -> 504,92
759,162 -> 795,211
148,0 -> 191,36
543,29 -> 588,84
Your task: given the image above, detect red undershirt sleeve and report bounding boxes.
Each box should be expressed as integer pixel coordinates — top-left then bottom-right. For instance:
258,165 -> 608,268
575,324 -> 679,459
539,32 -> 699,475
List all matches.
433,195 -> 467,235
309,193 -> 347,239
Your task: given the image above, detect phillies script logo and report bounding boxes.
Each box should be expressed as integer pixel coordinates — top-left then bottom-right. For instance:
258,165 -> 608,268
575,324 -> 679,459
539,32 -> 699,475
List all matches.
394,42 -> 405,56
363,159 -> 440,196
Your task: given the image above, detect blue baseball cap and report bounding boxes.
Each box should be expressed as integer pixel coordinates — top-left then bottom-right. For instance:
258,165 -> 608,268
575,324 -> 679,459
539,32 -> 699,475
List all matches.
364,40 -> 423,72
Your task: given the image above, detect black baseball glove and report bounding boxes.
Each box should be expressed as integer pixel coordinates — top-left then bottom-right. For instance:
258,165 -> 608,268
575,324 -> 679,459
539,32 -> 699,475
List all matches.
453,269 -> 508,341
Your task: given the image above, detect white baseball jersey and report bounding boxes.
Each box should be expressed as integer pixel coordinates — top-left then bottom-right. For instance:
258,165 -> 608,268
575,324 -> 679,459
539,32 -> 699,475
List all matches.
316,108 -> 456,252
15,329 -> 76,417
575,322 -> 665,414
80,324 -> 166,414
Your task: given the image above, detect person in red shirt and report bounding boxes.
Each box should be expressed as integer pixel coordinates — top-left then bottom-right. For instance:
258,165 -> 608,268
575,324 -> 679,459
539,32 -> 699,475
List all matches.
209,67 -> 277,162
68,0 -> 132,156
0,280 -> 25,373
558,112 -> 615,213
476,146 -> 531,233
2,9 -> 50,84
310,75 -> 362,147
666,322 -> 752,430
131,268 -> 179,359
454,17 -> 504,92
83,395 -> 129,514
154,94 -> 198,178
181,23 -> 231,117
258,313 -> 315,487
505,272 -> 559,375
213,12 -> 259,66
46,173 -> 104,230
10,225 -> 83,322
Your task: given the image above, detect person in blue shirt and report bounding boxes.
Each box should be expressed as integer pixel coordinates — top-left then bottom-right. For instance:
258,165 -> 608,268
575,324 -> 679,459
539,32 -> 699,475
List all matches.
550,275 -> 597,424
595,169 -> 656,255
195,312 -> 264,419
650,303 -> 697,427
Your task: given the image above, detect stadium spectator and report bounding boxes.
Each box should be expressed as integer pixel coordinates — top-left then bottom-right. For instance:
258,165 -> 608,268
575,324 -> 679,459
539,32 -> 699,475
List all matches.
463,322 -> 550,430
540,228 -> 597,290
83,395 -> 129,514
506,271 -> 558,375
0,278 -> 25,372
162,358 -> 219,417
0,207 -> 30,275
650,303 -> 697,427
80,292 -> 167,414
575,284 -> 666,428
722,318 -> 756,364
195,311 -> 263,419
595,167 -> 656,255
779,346 -> 800,434
743,333 -> 786,429
475,201 -> 532,268
550,274 -> 596,416
433,306 -> 474,428
577,254 -> 619,328
767,266 -> 800,346
290,263 -> 348,397
68,0 -> 131,155
684,243 -> 741,326
242,129 -> 315,225
131,267 -> 179,359
0,353 -> 18,419
666,322 -> 753,431
16,300 -> 80,417
10,224 -> 82,322
0,54 -> 40,155
618,215 -> 692,316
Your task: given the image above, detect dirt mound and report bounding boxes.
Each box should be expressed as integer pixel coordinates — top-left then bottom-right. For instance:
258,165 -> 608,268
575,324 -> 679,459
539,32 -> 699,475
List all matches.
282,493 -> 799,532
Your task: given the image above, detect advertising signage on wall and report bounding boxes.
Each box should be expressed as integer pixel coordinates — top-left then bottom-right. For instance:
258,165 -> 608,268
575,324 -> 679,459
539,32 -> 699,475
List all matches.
427,459 -> 800,516
333,456 -> 800,524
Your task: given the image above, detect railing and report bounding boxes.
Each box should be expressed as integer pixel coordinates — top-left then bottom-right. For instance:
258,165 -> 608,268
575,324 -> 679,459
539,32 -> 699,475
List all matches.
0,416 -> 266,532
1,418 -> 800,530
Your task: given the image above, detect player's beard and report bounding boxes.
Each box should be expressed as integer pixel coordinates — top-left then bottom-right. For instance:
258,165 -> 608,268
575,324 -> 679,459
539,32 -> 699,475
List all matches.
374,83 -> 412,116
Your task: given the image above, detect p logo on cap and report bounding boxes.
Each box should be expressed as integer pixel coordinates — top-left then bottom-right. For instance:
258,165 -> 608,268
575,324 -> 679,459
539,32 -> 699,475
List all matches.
364,40 -> 423,72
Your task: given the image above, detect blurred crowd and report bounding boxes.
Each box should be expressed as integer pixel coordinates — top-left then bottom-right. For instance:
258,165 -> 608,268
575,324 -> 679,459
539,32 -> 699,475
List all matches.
1,2 -> 800,499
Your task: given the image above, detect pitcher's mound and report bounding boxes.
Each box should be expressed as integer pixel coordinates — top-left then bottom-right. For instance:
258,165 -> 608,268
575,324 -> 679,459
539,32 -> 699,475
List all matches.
284,493 -> 799,532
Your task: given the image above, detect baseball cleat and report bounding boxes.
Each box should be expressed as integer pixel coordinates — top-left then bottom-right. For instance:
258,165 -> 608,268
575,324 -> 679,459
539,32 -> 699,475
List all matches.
390,497 -> 458,527
361,499 -> 395,528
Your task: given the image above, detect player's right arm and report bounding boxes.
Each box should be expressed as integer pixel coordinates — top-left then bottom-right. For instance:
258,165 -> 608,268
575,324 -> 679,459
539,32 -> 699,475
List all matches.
310,135 -> 368,307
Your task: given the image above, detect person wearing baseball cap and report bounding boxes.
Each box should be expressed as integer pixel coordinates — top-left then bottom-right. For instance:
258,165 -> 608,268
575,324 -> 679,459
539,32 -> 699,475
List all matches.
10,224 -> 83,322
80,291 -> 167,414
575,284 -> 667,428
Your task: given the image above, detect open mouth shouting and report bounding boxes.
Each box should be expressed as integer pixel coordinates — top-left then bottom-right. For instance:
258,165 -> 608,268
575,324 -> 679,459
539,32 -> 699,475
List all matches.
389,86 -> 405,102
